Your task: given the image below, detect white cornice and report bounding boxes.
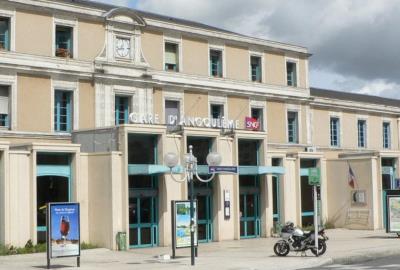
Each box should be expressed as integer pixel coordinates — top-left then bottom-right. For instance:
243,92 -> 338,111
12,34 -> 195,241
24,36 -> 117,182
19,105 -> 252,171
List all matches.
0,51 -> 93,78
311,97 -> 400,115
8,0 -> 104,17
149,70 -> 310,99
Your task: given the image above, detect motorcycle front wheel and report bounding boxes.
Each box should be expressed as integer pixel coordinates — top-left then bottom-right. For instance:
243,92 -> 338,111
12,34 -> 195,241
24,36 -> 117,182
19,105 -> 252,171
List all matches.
310,240 -> 327,256
273,241 -> 290,257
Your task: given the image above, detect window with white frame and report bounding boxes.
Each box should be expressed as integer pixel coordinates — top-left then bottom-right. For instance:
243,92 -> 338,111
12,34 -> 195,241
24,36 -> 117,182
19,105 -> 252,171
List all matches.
383,122 -> 391,149
210,49 -> 223,77
0,17 -> 10,51
357,119 -> 367,148
55,25 -> 73,58
164,42 -> 179,71
286,61 -> 297,87
330,117 -> 340,147
0,85 -> 9,127
287,111 -> 298,143
54,90 -> 72,132
250,56 -> 262,82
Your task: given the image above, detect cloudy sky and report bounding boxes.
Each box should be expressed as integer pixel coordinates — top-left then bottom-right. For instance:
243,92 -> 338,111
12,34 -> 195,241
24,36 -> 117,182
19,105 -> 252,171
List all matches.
96,0 -> 400,100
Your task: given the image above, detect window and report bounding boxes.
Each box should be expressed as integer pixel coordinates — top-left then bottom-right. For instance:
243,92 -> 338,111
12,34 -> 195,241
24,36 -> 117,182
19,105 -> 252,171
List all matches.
330,117 -> 340,147
357,120 -> 367,148
164,42 -> 179,71
251,107 -> 263,131
383,122 -> 391,149
286,61 -> 297,87
0,17 -> 10,50
115,96 -> 130,125
250,56 -> 262,82
287,111 -> 298,143
55,25 -> 73,58
54,90 -> 72,132
210,104 -> 224,120
165,100 -> 180,130
0,85 -> 9,128
210,49 -> 223,77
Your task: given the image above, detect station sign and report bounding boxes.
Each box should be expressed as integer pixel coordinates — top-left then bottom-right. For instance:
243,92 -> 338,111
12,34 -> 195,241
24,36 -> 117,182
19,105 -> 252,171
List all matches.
308,168 -> 321,186
245,117 -> 260,131
209,166 -> 238,174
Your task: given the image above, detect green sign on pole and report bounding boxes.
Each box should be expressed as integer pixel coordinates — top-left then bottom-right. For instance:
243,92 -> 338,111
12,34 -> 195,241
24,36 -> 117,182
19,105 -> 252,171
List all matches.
308,168 -> 321,186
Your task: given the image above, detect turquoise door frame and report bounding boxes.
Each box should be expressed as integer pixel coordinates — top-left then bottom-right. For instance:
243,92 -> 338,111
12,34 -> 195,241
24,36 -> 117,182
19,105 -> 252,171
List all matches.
129,195 -> 158,248
196,194 -> 213,243
240,193 -> 260,238
128,134 -> 159,248
272,174 -> 281,222
36,164 -> 72,233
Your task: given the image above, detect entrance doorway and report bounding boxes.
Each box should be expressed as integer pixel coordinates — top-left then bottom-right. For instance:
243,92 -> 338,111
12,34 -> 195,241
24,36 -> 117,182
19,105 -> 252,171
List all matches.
187,137 -> 213,242
239,176 -> 260,238
36,153 -> 71,243
272,158 -> 282,224
381,158 -> 397,228
300,159 -> 318,227
128,134 -> 159,248
238,139 -> 261,238
129,176 -> 158,247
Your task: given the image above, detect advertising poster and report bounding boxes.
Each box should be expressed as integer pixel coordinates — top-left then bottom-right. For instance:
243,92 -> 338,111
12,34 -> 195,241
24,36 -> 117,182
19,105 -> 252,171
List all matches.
174,201 -> 197,248
48,203 -> 80,258
387,196 -> 400,233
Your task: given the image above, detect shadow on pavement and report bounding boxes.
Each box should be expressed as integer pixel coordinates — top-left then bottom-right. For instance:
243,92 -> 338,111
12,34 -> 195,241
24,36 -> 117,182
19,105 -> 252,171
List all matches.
33,265 -> 71,269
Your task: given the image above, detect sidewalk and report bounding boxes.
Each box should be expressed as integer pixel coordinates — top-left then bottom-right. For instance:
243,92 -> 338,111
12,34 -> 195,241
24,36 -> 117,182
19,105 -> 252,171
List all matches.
1,229 -> 399,270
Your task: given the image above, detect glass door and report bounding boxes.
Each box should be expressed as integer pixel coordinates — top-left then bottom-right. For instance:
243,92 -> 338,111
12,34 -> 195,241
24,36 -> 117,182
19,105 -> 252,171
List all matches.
272,175 -> 280,223
239,175 -> 260,238
192,180 -> 213,243
240,193 -> 260,238
129,175 -> 158,248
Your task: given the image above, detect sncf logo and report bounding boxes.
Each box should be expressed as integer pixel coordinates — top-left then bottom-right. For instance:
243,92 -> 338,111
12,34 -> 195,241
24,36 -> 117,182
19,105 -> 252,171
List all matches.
245,117 -> 260,131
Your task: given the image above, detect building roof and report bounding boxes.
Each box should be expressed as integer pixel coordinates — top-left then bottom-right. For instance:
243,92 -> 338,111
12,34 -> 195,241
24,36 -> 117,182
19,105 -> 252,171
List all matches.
59,0 -> 307,52
310,87 -> 400,108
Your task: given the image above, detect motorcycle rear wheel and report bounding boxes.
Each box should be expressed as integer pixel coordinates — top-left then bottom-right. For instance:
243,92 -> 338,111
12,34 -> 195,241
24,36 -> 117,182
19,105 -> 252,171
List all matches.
273,241 -> 290,257
310,240 -> 327,256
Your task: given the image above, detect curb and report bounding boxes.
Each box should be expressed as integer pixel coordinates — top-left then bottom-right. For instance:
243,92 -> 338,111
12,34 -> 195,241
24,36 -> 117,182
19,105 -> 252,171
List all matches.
324,247 -> 400,267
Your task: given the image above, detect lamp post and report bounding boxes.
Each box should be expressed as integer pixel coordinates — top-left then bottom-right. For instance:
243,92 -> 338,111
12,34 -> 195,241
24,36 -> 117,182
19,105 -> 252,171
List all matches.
164,145 -> 221,266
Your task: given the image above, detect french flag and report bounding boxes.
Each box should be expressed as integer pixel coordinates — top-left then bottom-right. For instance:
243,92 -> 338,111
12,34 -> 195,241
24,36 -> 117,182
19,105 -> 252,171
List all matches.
348,165 -> 356,189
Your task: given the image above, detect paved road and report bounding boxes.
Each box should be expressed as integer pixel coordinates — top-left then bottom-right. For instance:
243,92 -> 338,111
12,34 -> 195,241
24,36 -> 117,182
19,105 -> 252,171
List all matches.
303,256 -> 400,270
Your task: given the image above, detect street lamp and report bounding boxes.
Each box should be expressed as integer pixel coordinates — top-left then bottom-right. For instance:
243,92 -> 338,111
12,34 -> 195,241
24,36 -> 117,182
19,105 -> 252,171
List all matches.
164,145 -> 221,266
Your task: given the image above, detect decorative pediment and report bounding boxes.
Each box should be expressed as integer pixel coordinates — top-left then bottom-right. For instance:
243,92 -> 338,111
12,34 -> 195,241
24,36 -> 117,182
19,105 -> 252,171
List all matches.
104,8 -> 146,27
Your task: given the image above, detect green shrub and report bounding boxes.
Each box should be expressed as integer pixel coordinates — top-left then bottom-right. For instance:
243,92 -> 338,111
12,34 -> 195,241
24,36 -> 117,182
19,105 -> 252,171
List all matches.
0,240 -> 98,256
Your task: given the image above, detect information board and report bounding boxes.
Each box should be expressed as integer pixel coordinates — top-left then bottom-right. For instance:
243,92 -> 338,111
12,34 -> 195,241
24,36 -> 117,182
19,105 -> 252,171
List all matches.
47,202 -> 80,259
387,195 -> 400,233
172,200 -> 198,249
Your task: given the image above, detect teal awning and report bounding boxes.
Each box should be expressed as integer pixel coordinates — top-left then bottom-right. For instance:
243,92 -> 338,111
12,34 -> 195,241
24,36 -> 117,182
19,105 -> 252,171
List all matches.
239,166 -> 285,175
128,164 -> 182,175
37,165 -> 71,178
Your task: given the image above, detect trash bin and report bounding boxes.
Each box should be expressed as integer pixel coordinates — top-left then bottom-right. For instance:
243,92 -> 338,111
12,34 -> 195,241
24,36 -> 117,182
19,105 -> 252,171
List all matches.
116,232 -> 127,251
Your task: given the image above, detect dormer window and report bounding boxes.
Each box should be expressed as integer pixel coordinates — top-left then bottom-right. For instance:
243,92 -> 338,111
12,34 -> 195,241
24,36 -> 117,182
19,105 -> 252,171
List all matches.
55,25 -> 73,58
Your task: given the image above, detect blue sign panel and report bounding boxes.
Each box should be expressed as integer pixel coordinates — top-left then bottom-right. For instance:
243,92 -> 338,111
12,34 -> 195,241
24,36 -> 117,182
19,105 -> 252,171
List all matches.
209,166 -> 238,174
48,202 -> 80,258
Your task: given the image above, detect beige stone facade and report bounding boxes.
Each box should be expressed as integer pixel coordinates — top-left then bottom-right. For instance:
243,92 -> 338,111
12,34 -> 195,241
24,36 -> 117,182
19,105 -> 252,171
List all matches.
0,0 -> 399,250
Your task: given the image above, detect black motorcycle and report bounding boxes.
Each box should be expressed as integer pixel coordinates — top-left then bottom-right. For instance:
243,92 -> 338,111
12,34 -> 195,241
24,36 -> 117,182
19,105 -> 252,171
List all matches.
273,222 -> 328,257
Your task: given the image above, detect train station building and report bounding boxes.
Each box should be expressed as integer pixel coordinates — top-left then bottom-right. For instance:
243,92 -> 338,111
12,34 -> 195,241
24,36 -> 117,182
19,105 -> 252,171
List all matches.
0,0 -> 399,250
